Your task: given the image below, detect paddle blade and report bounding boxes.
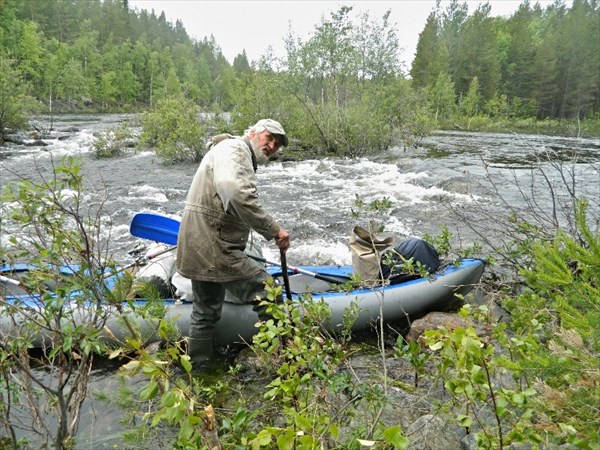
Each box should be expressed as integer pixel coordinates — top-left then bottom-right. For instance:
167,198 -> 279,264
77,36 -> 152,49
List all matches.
130,213 -> 181,245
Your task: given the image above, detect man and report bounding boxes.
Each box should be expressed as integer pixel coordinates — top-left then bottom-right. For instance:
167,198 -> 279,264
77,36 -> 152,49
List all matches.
176,118 -> 290,368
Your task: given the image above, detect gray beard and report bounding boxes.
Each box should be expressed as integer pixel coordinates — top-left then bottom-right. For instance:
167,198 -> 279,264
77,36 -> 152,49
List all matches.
250,139 -> 270,166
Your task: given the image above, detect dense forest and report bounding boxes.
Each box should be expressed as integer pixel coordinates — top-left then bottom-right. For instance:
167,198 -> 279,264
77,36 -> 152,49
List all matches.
411,0 -> 600,120
0,0 -> 599,149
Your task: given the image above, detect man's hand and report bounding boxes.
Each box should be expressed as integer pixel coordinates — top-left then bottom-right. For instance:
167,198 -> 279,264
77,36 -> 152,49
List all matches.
275,227 -> 290,251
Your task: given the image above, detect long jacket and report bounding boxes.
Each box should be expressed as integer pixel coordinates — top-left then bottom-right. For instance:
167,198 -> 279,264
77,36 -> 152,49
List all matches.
176,136 -> 281,281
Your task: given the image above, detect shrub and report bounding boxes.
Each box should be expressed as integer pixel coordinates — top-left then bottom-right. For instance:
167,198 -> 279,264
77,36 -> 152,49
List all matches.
140,97 -> 207,164
0,156 -> 133,448
92,121 -> 133,158
0,57 -> 38,143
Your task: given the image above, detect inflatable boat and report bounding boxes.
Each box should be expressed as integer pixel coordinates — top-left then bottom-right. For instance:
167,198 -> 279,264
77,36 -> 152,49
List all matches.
1,213 -> 485,347
0,257 -> 485,347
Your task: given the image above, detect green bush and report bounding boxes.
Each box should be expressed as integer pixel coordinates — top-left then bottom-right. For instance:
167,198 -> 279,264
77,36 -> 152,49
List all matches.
422,201 -> 599,448
0,56 -> 39,142
92,122 -> 133,158
505,201 -> 600,447
0,156 -> 135,448
140,97 -> 207,164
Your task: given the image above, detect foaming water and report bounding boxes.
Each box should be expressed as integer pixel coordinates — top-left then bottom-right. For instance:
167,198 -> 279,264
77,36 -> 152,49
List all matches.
127,185 -> 170,203
256,157 -> 479,260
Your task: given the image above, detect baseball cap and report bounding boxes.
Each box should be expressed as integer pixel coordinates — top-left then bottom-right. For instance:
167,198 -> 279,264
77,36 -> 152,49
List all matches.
254,118 -> 288,147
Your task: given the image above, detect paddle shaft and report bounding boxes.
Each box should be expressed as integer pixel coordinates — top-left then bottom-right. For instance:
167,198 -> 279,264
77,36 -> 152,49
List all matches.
247,254 -> 345,285
0,275 -> 21,286
114,245 -> 177,276
279,249 -> 292,299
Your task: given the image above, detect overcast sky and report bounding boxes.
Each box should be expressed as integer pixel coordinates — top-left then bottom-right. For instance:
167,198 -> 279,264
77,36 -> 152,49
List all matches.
128,0 -> 564,67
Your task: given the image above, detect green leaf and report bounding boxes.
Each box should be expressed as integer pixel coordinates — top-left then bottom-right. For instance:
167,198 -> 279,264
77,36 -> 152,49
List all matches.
428,340 -> 444,351
457,414 -> 472,427
251,429 -> 273,448
470,365 -> 486,384
140,380 -> 159,401
329,423 -> 340,440
180,354 -> 192,373
294,413 -> 312,430
512,392 -> 526,405
108,348 -> 123,359
179,418 -> 194,440
383,426 -> 409,448
496,404 -> 507,418
276,430 -> 296,450
522,387 -> 537,397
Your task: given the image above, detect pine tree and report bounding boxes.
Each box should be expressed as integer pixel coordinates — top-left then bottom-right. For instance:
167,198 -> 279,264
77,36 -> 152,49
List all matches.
411,9 -> 448,88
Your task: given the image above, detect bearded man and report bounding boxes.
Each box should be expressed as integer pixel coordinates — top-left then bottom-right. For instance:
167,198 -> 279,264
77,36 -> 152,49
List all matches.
176,118 -> 290,368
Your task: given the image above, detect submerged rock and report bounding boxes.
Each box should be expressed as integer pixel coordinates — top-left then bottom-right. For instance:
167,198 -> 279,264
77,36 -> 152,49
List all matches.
435,176 -> 473,194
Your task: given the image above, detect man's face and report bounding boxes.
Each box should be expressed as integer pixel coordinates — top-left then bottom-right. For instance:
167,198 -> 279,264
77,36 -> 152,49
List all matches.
250,130 -> 282,165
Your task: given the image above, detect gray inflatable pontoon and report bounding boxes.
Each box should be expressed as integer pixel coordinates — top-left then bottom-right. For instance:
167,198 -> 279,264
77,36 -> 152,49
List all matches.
1,259 -> 485,348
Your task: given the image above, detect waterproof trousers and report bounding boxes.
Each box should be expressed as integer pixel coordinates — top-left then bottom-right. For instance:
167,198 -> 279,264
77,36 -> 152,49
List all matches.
188,269 -> 277,367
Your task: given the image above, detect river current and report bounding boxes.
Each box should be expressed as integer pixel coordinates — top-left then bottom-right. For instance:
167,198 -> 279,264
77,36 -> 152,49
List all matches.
0,114 -> 599,447
2,114 -> 598,267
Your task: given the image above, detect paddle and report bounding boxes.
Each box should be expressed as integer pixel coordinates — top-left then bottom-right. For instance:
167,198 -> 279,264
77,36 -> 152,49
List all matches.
246,254 -> 348,284
130,213 -> 349,285
130,213 -> 179,246
0,275 -> 21,286
112,244 -> 177,276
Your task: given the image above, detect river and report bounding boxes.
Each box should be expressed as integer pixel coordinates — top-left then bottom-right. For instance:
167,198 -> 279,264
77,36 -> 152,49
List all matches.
2,114 -> 598,267
1,114 -> 599,447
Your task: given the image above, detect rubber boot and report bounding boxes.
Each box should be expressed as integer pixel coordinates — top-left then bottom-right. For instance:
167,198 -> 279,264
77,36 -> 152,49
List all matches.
187,329 -> 214,370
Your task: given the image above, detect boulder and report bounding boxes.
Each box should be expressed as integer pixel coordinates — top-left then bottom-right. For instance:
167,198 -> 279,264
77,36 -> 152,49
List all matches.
406,414 -> 464,450
405,311 -> 469,345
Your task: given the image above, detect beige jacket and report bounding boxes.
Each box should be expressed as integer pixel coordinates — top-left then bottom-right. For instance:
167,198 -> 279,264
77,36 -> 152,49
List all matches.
176,136 -> 280,281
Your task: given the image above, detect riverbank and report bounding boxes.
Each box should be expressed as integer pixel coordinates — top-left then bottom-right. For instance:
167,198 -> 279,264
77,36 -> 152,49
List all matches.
440,115 -> 600,139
